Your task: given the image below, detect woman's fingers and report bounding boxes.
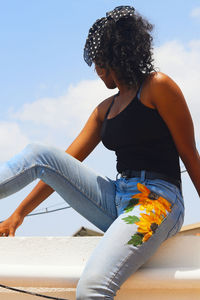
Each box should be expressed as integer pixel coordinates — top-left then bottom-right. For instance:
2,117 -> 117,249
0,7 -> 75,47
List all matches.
0,226 -> 15,237
0,229 -> 9,237
9,229 -> 15,237
0,232 -> 6,237
0,214 -> 24,237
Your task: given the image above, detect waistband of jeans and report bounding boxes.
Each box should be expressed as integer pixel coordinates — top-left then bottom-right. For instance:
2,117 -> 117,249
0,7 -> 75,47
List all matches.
120,170 -> 181,190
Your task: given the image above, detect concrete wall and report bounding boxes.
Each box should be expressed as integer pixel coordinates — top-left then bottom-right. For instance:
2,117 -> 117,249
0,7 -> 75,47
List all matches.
0,236 -> 200,299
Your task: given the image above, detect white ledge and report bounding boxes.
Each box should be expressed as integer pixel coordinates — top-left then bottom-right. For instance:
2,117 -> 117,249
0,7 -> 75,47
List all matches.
0,265 -> 200,289
0,236 -> 200,299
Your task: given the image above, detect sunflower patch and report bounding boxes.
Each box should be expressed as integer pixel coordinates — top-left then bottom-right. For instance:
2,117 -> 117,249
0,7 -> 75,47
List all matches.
122,183 -> 172,246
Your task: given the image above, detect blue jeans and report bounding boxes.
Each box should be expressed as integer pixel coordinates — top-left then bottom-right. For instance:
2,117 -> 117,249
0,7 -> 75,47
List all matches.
0,143 -> 185,299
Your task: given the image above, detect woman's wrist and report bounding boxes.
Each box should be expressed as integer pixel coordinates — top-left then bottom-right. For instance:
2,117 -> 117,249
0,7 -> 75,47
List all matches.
11,210 -> 25,221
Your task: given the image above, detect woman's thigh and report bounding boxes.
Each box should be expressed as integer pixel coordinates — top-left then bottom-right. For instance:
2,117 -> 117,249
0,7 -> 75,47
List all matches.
0,143 -> 117,232
76,177 -> 185,299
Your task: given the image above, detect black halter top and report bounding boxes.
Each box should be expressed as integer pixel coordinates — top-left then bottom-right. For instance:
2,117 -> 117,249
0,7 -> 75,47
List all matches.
101,88 -> 181,181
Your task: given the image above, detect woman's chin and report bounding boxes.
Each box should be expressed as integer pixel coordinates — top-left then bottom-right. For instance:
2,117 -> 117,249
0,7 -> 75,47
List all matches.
105,82 -> 117,89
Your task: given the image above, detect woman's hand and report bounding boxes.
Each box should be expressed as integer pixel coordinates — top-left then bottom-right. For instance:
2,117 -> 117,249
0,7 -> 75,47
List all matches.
0,213 -> 24,237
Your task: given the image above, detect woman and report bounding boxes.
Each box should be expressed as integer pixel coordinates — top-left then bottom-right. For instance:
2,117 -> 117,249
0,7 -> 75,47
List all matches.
0,5 -> 199,299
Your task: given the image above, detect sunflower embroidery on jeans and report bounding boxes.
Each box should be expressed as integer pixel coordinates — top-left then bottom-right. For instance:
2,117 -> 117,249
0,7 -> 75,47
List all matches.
122,183 -> 172,246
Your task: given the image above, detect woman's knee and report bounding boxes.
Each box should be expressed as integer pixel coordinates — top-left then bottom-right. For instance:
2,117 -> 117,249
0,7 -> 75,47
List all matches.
24,143 -> 48,157
22,143 -> 54,165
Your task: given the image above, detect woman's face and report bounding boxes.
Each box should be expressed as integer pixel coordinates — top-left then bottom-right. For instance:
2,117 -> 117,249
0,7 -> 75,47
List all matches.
94,63 -> 117,89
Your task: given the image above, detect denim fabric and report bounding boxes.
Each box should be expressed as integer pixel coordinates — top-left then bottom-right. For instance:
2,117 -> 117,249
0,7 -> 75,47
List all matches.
0,143 -> 185,299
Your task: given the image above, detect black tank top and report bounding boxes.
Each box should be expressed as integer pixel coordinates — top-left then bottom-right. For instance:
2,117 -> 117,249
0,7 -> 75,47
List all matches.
101,87 -> 181,181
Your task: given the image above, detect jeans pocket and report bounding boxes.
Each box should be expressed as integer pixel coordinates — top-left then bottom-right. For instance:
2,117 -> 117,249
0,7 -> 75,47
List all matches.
147,181 -> 177,205
166,209 -> 184,239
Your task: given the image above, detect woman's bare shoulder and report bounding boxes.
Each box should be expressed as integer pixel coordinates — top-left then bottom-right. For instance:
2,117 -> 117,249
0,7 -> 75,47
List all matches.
148,71 -> 181,91
144,72 -> 184,108
96,94 -> 116,122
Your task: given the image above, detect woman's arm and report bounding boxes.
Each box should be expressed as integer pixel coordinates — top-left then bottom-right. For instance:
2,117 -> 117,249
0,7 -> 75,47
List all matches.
150,72 -> 200,196
0,101 -> 110,236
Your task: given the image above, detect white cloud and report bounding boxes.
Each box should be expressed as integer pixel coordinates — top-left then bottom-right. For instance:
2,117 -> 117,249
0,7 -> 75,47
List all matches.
11,79 -> 117,143
0,122 -> 29,162
154,39 -> 200,142
190,7 -> 200,19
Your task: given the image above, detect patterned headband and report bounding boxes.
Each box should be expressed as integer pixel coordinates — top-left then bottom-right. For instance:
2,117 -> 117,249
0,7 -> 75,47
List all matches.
84,6 -> 135,66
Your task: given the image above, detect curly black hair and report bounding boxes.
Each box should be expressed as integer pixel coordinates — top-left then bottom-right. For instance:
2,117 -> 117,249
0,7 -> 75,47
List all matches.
87,11 -> 155,88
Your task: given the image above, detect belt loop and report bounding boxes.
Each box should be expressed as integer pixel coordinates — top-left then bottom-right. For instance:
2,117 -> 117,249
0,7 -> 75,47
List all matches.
116,173 -> 120,180
179,181 -> 183,197
140,170 -> 146,182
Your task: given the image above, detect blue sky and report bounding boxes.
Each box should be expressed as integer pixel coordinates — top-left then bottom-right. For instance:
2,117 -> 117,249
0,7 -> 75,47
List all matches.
0,1 -> 200,236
